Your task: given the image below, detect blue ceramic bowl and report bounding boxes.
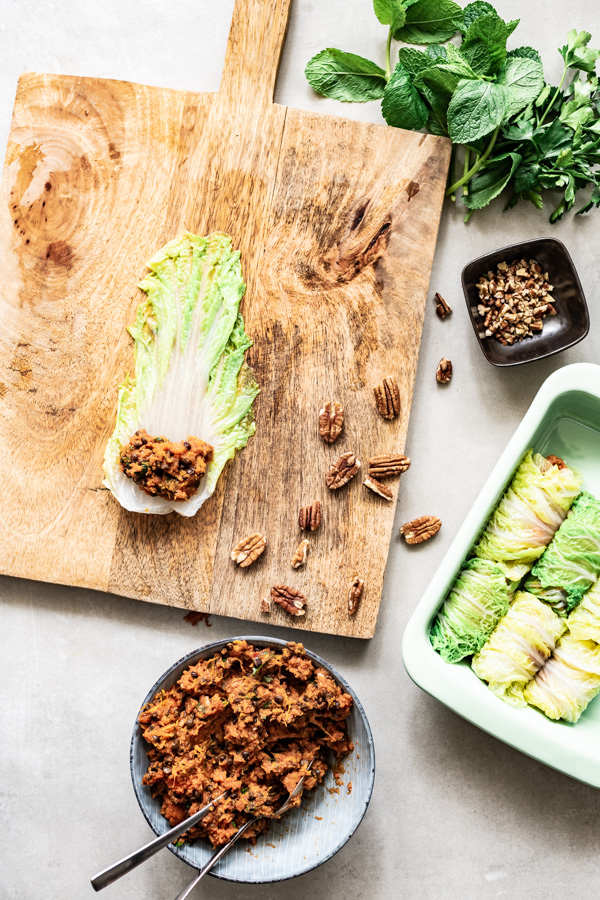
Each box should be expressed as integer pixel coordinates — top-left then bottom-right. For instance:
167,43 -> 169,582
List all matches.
130,636 -> 375,883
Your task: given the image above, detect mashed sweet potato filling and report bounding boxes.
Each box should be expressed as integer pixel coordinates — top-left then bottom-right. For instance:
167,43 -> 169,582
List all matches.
139,641 -> 353,847
120,429 -> 213,501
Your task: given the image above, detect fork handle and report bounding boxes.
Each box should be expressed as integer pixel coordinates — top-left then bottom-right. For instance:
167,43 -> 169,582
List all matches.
173,819 -> 256,900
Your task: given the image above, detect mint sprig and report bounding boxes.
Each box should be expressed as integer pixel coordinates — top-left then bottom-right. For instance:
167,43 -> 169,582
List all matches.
305,3 -> 600,222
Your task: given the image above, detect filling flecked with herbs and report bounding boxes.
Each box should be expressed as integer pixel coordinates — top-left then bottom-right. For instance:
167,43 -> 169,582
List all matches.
120,430 -> 213,502
139,640 -> 353,848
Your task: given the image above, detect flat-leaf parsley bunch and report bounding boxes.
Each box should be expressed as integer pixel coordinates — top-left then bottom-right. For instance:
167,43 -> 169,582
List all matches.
305,1 -> 600,222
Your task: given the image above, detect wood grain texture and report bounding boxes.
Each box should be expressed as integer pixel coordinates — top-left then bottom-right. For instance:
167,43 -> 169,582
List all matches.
0,0 -> 451,637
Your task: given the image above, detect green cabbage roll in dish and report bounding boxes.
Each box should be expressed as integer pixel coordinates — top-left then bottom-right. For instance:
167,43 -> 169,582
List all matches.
523,635 -> 600,723
429,559 -> 512,664
472,592 -> 566,708
524,492 -> 600,615
473,451 -> 582,583
565,576 -> 600,644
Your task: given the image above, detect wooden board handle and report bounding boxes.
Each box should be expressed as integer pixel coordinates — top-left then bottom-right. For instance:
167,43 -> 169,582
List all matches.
220,0 -> 293,105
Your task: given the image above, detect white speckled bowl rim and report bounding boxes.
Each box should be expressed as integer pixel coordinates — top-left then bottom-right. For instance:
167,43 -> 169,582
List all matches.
402,363 -> 600,788
130,636 -> 375,883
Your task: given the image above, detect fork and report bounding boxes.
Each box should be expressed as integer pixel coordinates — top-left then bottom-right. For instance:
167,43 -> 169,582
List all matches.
173,762 -> 313,900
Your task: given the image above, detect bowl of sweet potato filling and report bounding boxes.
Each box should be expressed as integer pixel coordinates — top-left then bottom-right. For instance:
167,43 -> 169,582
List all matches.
130,637 -> 375,883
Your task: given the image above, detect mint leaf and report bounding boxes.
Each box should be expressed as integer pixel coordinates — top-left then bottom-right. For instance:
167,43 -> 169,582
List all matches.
382,62 -> 429,130
305,49 -> 387,102
373,0 -> 406,37
560,30 -> 600,74
426,44 -> 449,61
463,152 -> 522,209
508,47 -> 543,65
461,2 -> 496,32
397,47 -> 434,76
461,14 -> 511,75
500,57 -> 545,116
394,0 -> 463,45
447,80 -> 509,142
416,59 -> 477,101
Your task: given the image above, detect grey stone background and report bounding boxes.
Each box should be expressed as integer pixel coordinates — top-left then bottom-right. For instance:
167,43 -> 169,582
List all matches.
1,2 -> 599,898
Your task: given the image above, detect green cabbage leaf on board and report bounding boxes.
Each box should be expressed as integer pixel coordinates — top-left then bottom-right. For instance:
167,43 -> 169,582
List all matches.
523,634 -> 600,723
429,558 -> 512,664
524,491 -> 600,615
473,451 -> 582,582
472,591 -> 566,707
566,576 -> 600,643
103,232 -> 260,516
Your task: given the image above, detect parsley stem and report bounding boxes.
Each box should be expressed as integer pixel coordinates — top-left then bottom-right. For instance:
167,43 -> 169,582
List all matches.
385,28 -> 392,82
538,65 -> 568,127
445,128 -> 500,196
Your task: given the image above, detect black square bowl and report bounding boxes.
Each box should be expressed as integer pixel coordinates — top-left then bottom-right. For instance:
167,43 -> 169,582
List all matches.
462,237 -> 589,367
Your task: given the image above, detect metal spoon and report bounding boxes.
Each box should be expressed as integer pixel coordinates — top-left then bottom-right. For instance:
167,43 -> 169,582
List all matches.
90,791 -> 228,892
173,763 -> 313,900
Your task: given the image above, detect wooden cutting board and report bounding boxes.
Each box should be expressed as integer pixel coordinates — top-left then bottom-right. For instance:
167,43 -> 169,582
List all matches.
0,0 -> 450,638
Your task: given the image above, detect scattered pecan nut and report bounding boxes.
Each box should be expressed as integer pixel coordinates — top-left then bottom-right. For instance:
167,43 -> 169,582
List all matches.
436,358 -> 452,384
347,577 -> 364,616
325,452 -> 361,490
291,539 -> 309,569
319,401 -> 344,443
374,376 -> 400,420
230,532 -> 266,567
363,475 -> 393,500
434,292 -> 452,319
368,454 -> 410,478
260,597 -> 272,614
545,454 -> 567,470
271,585 -> 307,617
299,501 -> 322,531
400,515 -> 441,545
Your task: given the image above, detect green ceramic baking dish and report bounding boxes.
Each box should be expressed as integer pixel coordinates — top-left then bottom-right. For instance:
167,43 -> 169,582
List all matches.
402,363 -> 600,787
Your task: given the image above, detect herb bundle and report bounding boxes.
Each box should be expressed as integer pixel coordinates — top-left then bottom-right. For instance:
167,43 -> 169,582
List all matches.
305,1 -> 600,222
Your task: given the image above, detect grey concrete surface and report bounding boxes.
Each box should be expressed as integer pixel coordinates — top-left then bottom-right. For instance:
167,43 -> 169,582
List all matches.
1,2 -> 599,899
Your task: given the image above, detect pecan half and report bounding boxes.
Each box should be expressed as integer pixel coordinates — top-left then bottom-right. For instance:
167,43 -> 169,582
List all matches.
347,577 -> 364,616
299,501 -> 322,531
291,539 -> 309,569
260,597 -> 272,614
325,452 -> 361,490
400,515 -> 441,545
363,475 -> 393,500
434,292 -> 452,319
368,454 -> 410,478
436,358 -> 452,384
230,532 -> 266,567
374,376 -> 400,420
546,454 -> 567,470
271,585 -> 307,617
319,401 -> 344,444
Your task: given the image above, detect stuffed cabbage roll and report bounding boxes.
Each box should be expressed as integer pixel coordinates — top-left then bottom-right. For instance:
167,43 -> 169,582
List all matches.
566,577 -> 600,644
523,634 -> 600,723
524,492 -> 600,615
473,452 -> 582,582
429,559 -> 512,664
472,592 -> 566,707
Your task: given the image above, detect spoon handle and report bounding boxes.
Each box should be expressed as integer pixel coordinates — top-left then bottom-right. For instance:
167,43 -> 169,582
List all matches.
90,791 -> 228,892
173,819 -> 256,900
